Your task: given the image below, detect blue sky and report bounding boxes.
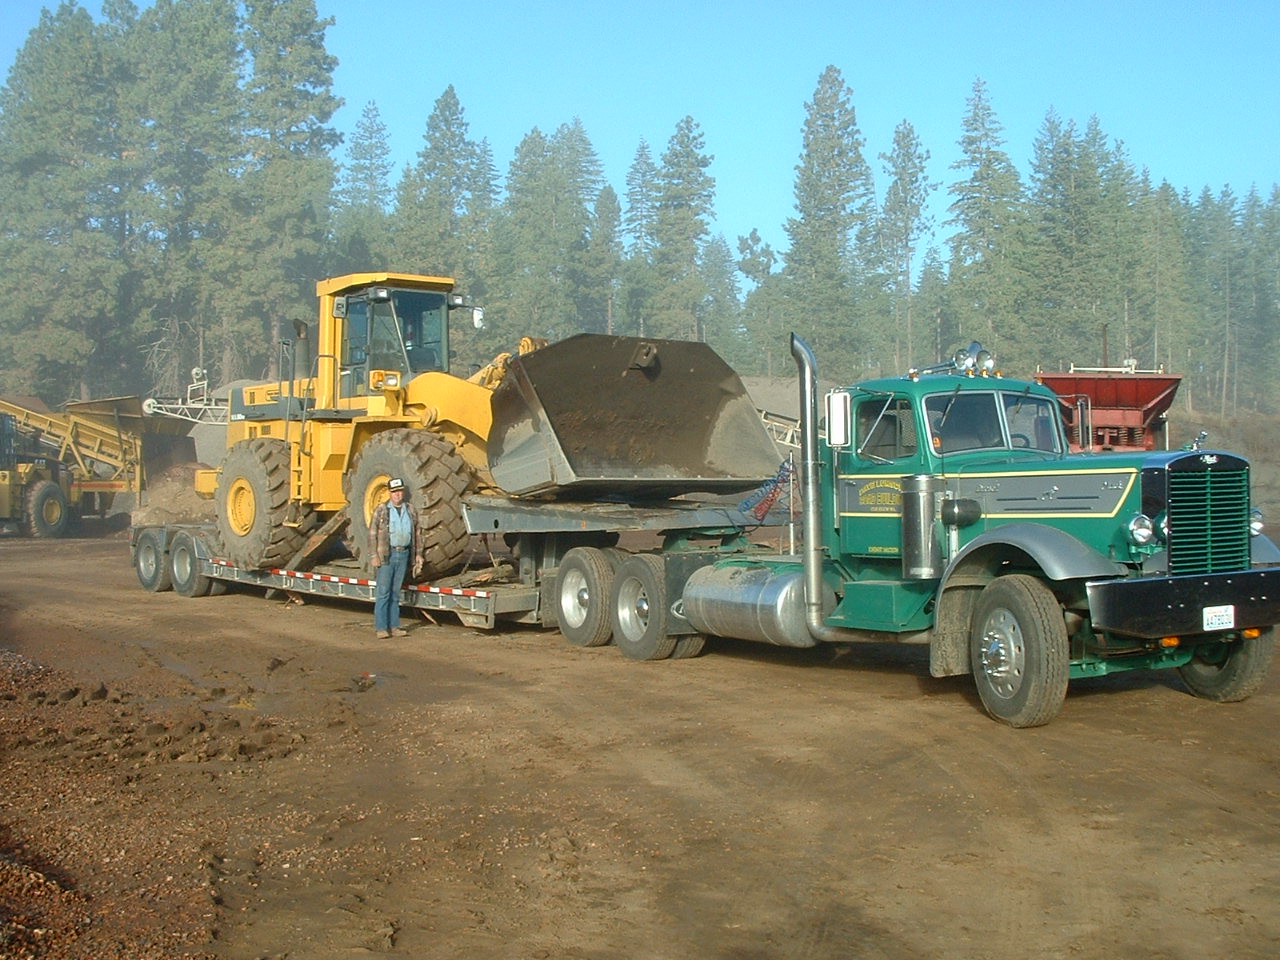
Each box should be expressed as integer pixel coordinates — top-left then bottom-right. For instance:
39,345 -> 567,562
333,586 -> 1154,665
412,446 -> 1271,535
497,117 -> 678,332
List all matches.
3,0 -> 1278,260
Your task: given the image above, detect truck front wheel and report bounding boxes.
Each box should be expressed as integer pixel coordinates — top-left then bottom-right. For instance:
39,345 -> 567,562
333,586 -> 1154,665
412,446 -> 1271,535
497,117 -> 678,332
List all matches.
969,575 -> 1069,728
1178,629 -> 1275,702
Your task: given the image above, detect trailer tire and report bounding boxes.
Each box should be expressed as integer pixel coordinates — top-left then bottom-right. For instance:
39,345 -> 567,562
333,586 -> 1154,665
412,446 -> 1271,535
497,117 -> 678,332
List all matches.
170,530 -> 224,597
669,633 -> 707,659
1178,628 -> 1275,702
135,528 -> 173,592
555,547 -> 617,646
610,554 -> 677,661
969,575 -> 1069,728
23,479 -> 71,538
216,439 -> 317,569
345,429 -> 470,580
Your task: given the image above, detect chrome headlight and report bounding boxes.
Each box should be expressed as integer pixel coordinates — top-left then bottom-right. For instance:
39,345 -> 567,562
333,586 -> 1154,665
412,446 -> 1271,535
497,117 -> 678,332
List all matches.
1250,508 -> 1265,537
1127,514 -> 1156,546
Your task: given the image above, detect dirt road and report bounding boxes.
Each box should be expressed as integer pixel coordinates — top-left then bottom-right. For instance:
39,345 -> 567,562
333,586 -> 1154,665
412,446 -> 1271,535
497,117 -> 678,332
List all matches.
2,533 -> 1278,959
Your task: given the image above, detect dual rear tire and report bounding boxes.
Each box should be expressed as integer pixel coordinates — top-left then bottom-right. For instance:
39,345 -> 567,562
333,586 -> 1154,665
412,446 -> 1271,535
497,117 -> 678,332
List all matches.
553,549 -> 705,660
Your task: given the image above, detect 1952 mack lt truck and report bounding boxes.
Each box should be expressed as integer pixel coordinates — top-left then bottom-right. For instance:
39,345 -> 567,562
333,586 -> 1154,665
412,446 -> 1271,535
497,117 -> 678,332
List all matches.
686,335 -> 1278,726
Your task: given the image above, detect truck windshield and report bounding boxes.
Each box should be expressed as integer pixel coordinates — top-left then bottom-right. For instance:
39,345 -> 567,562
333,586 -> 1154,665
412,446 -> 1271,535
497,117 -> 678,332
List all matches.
925,390 -> 1063,454
1002,392 -> 1062,452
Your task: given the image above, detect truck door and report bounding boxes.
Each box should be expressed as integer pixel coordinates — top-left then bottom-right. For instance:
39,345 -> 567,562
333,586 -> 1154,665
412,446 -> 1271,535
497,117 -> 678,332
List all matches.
837,395 -> 923,559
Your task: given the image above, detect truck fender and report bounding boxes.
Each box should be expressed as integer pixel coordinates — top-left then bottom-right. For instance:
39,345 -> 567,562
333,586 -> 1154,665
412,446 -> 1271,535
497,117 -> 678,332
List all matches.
1252,533 -> 1280,567
928,524 -> 1124,679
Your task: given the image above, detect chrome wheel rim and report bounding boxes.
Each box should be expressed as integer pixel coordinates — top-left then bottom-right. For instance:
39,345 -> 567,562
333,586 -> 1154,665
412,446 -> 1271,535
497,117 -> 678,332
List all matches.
979,607 -> 1025,700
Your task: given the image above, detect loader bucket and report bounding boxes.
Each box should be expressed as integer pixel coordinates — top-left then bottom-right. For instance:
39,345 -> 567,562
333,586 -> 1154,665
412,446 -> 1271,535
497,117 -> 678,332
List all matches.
488,334 -> 781,499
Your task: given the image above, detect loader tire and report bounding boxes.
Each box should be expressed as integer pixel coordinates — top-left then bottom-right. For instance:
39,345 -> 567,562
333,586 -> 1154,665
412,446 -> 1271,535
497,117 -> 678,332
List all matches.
345,429 -> 470,580
23,479 -> 71,538
215,438 -> 317,570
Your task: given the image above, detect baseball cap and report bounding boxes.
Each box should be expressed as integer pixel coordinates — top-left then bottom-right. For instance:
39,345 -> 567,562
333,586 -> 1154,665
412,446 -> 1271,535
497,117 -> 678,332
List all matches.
387,477 -> 405,491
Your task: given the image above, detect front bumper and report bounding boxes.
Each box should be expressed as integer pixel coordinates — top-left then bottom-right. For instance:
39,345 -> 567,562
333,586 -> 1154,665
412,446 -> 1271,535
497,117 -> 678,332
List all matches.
1086,568 -> 1280,638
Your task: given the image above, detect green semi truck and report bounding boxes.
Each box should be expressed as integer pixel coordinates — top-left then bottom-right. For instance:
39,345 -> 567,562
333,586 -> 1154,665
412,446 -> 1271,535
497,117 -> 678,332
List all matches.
675,335 -> 1276,727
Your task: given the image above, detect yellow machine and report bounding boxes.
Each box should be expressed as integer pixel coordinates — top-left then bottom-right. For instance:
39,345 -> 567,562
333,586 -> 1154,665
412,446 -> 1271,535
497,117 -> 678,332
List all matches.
0,397 -> 194,537
201,271 -> 782,579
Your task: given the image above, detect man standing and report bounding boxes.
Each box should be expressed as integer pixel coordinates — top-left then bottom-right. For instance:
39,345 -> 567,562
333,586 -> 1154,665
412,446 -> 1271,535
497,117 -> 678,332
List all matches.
368,477 -> 423,638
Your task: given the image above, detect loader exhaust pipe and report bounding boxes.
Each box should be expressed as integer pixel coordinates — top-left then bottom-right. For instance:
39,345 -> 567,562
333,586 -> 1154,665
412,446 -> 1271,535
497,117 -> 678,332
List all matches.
790,334 -> 864,645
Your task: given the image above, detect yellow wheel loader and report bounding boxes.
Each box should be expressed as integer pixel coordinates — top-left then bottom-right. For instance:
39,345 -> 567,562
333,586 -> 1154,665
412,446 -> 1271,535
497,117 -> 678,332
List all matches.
198,271 -> 781,580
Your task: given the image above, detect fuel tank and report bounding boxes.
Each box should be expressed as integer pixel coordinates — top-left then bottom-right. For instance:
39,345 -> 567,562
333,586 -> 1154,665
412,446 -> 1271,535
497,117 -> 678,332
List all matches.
681,561 -> 833,648
487,335 -> 781,499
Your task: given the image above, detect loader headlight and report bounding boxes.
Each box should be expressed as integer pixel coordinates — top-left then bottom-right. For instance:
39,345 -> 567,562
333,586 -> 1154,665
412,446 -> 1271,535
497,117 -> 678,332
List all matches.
370,370 -> 401,391
1127,514 -> 1156,546
1250,508 -> 1265,537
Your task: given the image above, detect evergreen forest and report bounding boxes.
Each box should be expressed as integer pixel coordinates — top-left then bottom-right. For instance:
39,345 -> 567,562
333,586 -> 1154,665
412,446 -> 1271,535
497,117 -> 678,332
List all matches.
2,0 -> 1278,418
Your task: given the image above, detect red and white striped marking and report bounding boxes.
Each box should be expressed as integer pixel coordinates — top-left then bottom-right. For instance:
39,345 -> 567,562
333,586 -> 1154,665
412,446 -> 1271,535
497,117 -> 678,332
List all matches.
208,559 -> 491,597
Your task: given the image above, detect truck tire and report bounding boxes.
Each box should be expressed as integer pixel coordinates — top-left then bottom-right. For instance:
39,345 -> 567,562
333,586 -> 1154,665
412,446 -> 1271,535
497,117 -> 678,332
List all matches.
610,554 -> 677,661
555,547 -> 617,646
345,429 -> 470,580
170,530 -> 226,597
1178,628 -> 1276,702
216,439 -> 317,569
969,575 -> 1069,728
135,528 -> 173,592
23,479 -> 71,538
670,633 -> 707,659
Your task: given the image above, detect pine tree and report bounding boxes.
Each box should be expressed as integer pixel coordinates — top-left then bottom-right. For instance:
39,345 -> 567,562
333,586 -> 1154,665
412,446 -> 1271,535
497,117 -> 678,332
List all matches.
945,77 -> 1025,347
783,65 -> 875,373
0,3 -> 137,400
880,119 -> 936,366
649,116 -> 716,340
393,85 -> 486,279
216,0 -> 341,382
125,0 -> 244,396
332,100 -> 393,272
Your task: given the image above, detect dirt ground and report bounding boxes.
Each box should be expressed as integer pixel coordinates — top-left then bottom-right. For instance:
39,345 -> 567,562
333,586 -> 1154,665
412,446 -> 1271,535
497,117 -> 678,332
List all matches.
1,524 -> 1278,960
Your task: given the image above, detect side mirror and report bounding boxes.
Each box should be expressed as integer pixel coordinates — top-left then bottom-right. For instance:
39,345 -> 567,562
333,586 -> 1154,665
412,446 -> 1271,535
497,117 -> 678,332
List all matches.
825,390 -> 852,448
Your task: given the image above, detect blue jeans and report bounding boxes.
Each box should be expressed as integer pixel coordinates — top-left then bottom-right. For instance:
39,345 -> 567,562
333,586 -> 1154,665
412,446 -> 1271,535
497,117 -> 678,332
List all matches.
374,547 -> 410,632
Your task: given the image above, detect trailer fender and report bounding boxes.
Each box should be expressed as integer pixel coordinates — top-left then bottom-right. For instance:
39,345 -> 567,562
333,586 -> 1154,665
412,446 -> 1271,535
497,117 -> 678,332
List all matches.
929,524 -> 1123,678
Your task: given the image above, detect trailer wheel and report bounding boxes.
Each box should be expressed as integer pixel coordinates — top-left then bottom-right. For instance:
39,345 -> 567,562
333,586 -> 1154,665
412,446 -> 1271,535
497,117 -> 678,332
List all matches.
170,530 -> 225,597
344,429 -> 470,580
23,479 -> 71,538
610,554 -> 677,661
1178,628 -> 1275,702
216,439 -> 317,569
969,575 -> 1069,728
670,633 -> 707,659
555,547 -> 618,646
135,528 -> 173,592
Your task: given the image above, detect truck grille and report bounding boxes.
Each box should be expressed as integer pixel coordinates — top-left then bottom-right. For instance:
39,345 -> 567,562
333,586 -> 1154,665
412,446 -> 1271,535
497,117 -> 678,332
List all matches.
1167,465 -> 1250,574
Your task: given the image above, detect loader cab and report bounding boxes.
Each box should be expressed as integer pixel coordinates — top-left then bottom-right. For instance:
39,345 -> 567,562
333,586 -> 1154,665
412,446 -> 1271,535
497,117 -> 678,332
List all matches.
337,286 -> 450,398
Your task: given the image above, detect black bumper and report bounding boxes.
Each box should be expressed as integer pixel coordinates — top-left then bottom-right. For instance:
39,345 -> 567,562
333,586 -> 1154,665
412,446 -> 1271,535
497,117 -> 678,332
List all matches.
1086,568 -> 1280,638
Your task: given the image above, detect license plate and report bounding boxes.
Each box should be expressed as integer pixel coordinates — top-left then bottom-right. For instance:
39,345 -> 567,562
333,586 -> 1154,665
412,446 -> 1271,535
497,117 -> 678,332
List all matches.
1202,604 -> 1235,631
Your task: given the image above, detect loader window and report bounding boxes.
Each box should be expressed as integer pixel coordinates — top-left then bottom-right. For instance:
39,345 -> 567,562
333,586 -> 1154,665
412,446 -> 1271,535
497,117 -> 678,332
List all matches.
340,299 -> 371,397
390,290 -> 448,374
856,397 -> 918,461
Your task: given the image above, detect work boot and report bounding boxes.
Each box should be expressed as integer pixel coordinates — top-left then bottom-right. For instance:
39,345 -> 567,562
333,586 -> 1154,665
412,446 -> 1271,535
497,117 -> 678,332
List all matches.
375,629 -> 390,639
389,627 -> 409,637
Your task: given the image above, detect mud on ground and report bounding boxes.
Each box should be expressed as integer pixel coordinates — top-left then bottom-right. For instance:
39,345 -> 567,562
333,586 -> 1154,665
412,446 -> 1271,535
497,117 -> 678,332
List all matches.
1,531 -> 1279,960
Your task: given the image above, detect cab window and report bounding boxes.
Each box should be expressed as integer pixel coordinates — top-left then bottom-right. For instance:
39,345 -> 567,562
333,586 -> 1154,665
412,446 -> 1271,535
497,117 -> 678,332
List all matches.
856,397 -> 918,461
